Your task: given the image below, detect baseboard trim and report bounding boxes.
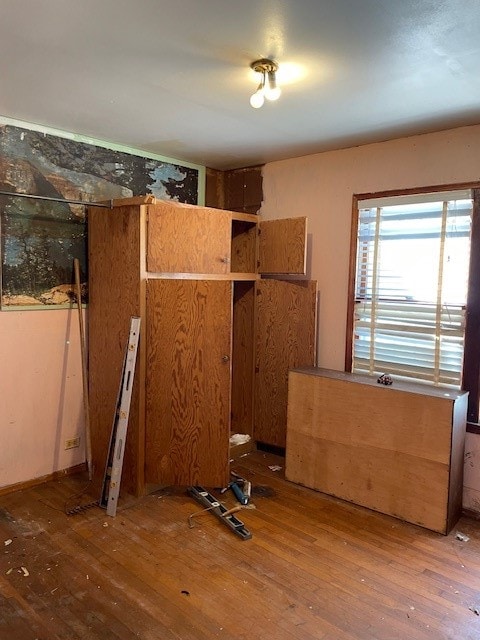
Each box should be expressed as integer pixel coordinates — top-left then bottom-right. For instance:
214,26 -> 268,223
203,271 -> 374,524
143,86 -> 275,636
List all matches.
256,441 -> 286,457
0,463 -> 86,497
462,507 -> 480,521
230,440 -> 256,460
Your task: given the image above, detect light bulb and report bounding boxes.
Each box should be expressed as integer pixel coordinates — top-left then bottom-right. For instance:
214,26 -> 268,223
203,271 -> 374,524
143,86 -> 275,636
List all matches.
249,59 -> 281,107
265,70 -> 281,101
250,90 -> 265,108
265,86 -> 281,101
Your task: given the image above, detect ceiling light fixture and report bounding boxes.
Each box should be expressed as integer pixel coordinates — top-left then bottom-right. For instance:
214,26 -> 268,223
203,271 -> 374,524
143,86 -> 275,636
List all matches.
249,58 -> 281,109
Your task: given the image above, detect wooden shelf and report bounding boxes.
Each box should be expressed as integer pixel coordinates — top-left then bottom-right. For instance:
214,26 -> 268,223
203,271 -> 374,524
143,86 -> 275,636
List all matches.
146,272 -> 259,281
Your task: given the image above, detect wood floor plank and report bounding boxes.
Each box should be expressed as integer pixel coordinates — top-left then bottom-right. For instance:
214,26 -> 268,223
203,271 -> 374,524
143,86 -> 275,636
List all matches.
1,452 -> 480,639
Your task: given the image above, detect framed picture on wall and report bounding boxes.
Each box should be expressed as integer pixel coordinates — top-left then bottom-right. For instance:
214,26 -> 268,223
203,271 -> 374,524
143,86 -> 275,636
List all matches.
0,123 -> 202,308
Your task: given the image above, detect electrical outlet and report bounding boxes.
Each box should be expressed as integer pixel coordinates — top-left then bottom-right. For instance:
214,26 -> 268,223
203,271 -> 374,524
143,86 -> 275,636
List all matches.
65,437 -> 80,450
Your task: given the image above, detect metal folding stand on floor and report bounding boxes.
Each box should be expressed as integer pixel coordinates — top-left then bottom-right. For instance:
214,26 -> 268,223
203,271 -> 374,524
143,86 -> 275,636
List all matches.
188,486 -> 252,540
100,316 -> 141,517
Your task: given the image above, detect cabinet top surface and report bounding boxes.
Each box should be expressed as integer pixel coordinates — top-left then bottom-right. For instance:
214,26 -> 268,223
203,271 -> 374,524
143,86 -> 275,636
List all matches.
93,196 -> 259,222
291,366 -> 468,401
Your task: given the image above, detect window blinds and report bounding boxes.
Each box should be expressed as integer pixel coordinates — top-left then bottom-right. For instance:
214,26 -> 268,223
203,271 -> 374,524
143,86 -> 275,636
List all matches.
353,190 -> 472,387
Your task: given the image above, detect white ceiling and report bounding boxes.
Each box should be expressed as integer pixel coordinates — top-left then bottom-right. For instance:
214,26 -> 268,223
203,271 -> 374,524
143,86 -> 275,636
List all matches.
1,0 -> 480,170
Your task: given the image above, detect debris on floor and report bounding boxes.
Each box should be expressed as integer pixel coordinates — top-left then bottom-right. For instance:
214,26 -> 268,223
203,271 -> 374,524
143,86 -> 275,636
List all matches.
65,500 -> 99,516
268,465 -> 282,472
468,605 -> 480,616
4,538 -> 12,546
229,433 -> 251,446
222,471 -> 252,505
456,531 -> 470,542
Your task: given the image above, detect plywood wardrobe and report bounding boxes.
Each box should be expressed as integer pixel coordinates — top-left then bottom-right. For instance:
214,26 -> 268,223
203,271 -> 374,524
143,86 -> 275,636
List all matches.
88,196 -> 316,496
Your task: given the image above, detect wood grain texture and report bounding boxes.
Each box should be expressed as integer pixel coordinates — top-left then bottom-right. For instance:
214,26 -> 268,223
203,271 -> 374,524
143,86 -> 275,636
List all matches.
258,217 -> 307,275
146,201 -> 231,274
231,212 -> 259,223
2,452 -> 480,640
231,282 -> 255,437
286,368 -> 468,533
224,166 -> 263,213
146,272 -> 259,281
231,220 -> 257,274
145,279 -> 232,487
108,195 -> 156,206
224,168 -> 245,210
448,392 -> 468,532
88,204 -> 144,496
254,280 -> 317,447
205,167 -> 225,209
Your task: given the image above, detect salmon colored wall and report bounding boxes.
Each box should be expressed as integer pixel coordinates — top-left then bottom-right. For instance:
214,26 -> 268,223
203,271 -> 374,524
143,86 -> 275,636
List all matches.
0,309 -> 86,489
3,123 -> 480,516
463,432 -> 480,513
260,123 -> 480,514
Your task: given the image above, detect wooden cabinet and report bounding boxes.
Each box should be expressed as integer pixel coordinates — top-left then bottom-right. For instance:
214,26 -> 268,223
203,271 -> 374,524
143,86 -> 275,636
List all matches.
257,217 -> 307,274
254,280 -> 317,448
286,367 -> 467,534
145,279 -> 232,487
147,202 -> 232,274
88,197 -> 316,496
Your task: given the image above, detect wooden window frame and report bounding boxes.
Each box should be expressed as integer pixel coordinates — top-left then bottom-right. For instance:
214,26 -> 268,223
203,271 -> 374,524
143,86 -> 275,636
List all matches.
345,182 -> 480,434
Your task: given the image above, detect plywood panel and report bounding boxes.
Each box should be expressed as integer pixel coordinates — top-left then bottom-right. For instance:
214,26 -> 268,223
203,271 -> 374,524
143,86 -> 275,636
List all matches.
224,166 -> 263,213
88,205 -> 144,496
243,166 -> 263,209
258,217 -> 307,274
286,369 -> 468,533
231,282 -> 255,437
145,279 -> 232,487
285,372 -> 453,462
287,430 -> 449,533
147,201 -> 231,274
224,169 -> 245,210
231,220 -> 257,273
254,280 -> 317,447
448,392 -> 468,532
205,167 -> 225,209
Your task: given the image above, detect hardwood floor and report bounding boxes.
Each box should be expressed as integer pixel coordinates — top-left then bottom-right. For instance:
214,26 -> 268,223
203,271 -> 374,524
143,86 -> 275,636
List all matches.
1,451 -> 480,639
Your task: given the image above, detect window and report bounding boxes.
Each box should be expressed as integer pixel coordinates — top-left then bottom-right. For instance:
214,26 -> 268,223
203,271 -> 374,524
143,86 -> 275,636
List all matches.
347,186 -> 480,426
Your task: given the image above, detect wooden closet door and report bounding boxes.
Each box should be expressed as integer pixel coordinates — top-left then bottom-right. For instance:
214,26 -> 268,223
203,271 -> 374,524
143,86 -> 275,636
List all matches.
145,279 -> 232,487
254,279 -> 317,448
257,217 -> 307,275
147,203 -> 232,274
